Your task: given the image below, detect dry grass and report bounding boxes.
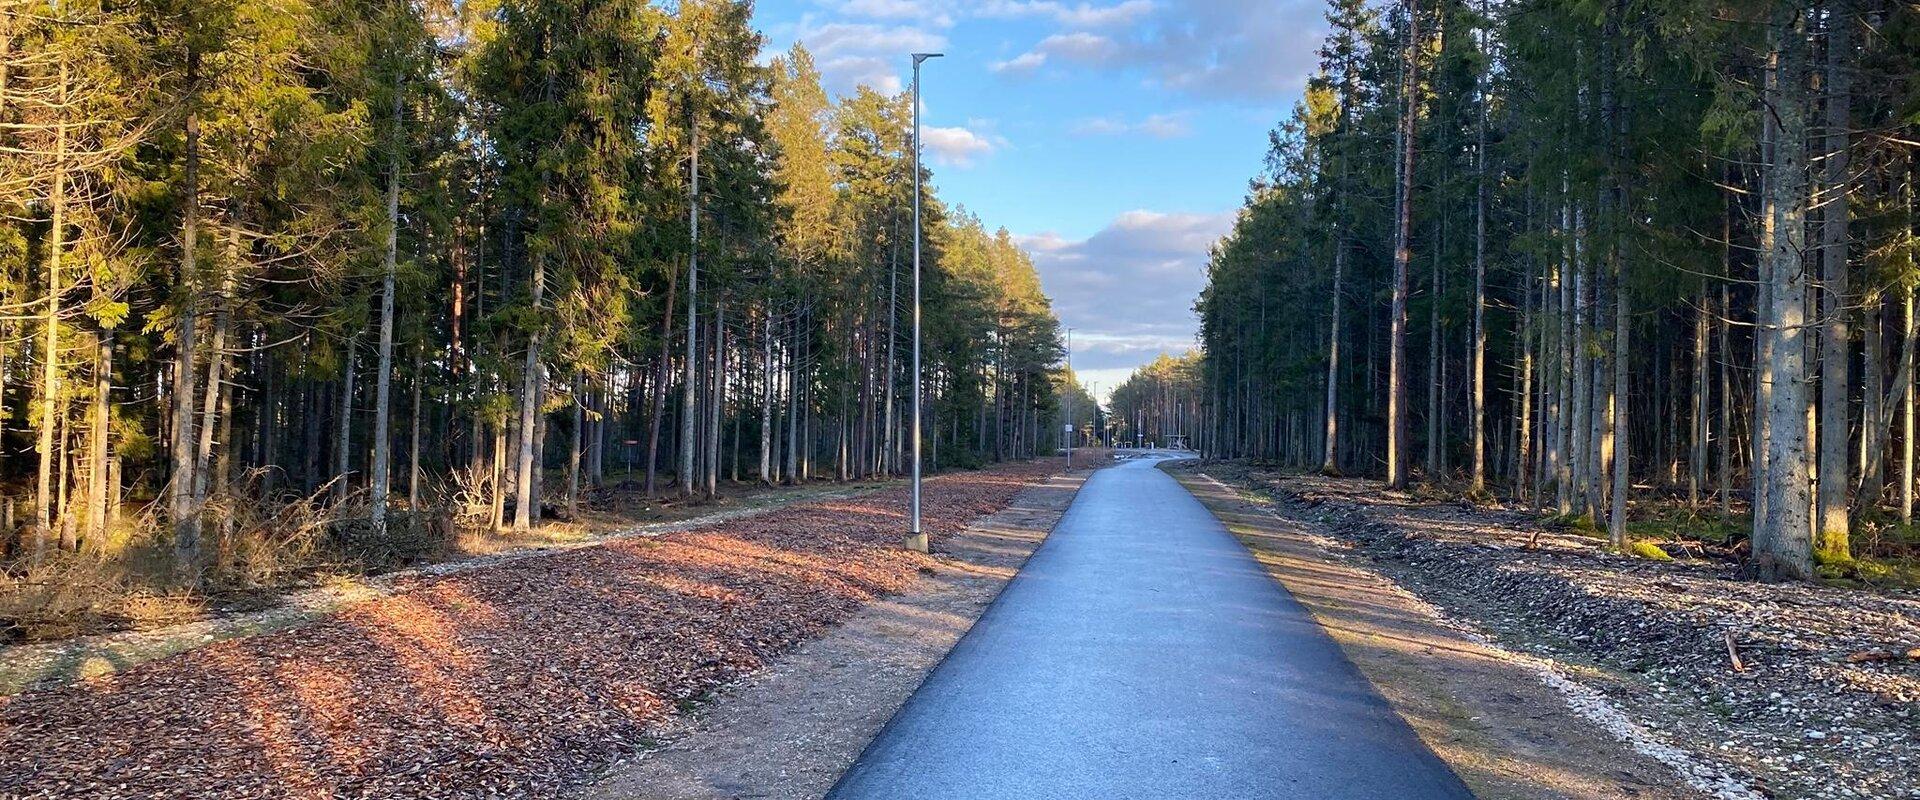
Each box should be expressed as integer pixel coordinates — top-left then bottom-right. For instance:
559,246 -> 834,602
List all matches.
1,467 -> 945,646
2,477 -> 457,644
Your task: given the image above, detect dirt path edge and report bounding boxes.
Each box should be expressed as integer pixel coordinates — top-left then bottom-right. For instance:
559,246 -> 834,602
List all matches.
1171,466 -> 1751,800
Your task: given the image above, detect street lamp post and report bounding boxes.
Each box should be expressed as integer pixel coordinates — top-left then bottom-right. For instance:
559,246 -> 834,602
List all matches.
905,52 -> 942,554
1065,328 -> 1073,471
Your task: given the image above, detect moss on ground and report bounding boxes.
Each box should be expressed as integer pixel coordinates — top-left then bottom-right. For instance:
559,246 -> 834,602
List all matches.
1627,540 -> 1674,561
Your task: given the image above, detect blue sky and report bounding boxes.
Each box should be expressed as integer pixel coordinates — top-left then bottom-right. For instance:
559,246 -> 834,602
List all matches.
750,0 -> 1331,399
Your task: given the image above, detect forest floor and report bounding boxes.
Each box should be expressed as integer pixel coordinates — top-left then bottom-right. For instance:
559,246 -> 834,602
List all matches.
0,477 -> 895,696
1178,460 -> 1920,800
577,470 -> 1082,800
0,457 -> 1075,799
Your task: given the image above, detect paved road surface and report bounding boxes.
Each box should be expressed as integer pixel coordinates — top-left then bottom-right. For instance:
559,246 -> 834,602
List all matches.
827,454 -> 1475,799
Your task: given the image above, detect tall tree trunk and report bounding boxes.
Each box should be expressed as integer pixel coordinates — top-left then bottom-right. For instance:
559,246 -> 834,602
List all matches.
568,374 -> 582,520
1860,291 -> 1883,503
170,51 -> 202,578
1427,226 -> 1443,477
1322,236 -> 1344,475
1608,259 -> 1630,548
1718,228 -> 1735,515
1690,294 -> 1711,509
1757,5 -> 1814,580
707,303 -> 725,497
1471,60 -> 1489,493
409,349 -> 422,511
759,304 -> 774,484
1902,291 -> 1915,525
371,86 -> 402,529
35,55 -> 67,561
884,220 -> 899,475
1385,0 -> 1418,490
679,119 -> 700,498
337,337 -> 358,504
1555,197 -> 1575,515
644,272 -> 677,497
192,228 -> 233,533
512,254 -> 545,531
1815,0 -> 1853,562
88,337 -> 110,548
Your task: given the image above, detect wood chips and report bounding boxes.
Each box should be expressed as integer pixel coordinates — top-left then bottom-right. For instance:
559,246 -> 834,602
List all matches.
0,462 -> 1057,799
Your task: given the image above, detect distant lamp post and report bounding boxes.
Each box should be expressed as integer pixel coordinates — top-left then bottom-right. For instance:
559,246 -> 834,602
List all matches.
906,52 -> 942,554
1065,328 -> 1073,470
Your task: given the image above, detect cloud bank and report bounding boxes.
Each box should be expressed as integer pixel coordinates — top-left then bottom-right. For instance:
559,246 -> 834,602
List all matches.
1018,209 -> 1233,395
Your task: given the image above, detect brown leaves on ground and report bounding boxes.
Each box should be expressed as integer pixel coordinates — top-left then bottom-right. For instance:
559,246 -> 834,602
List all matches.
0,462 -> 1057,800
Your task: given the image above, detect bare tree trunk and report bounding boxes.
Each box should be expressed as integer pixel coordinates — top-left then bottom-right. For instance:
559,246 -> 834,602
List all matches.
1861,291 -> 1884,503
644,273 -> 676,497
1471,67 -> 1489,493
1815,0 -> 1852,561
370,86 -> 402,529
1427,227 -> 1442,477
1690,294 -> 1710,509
1555,197 -> 1574,515
409,349 -> 422,511
785,308 -> 801,483
1518,197 -> 1537,503
1903,291 -> 1915,525
884,221 -> 899,475
1385,0 -> 1418,490
1570,202 -> 1592,515
680,119 -> 700,498
36,59 -> 66,561
489,419 -> 506,531
1322,236 -> 1344,475
759,304 -> 774,484
88,337 -> 110,548
170,51 -> 202,578
1757,6 -> 1813,580
1609,259 -> 1629,548
567,374 -> 582,520
337,337 -> 358,505
192,252 -> 231,534
512,255 -> 545,531
706,303 -> 725,497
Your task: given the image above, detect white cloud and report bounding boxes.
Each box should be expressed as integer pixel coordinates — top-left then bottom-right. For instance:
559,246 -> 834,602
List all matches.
1053,0 -> 1156,26
836,0 -> 956,27
922,125 -> 1000,167
1068,117 -> 1127,135
795,22 -> 947,95
1018,209 -> 1233,386
994,31 -> 1120,79
1070,112 -> 1191,138
1035,31 -> 1119,63
990,0 -> 1326,99
1137,113 -> 1190,138
990,51 -> 1048,74
979,0 -> 1156,27
1126,0 -> 1327,99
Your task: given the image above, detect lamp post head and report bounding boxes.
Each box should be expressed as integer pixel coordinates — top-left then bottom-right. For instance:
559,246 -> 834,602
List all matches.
912,52 -> 944,64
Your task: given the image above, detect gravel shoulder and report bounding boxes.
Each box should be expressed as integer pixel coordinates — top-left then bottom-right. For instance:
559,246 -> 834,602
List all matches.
1178,461 -> 1920,800
1169,467 -> 1700,800
576,471 -> 1083,800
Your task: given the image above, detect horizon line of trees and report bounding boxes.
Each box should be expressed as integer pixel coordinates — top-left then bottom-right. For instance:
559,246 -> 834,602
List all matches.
1166,0 -> 1916,581
0,0 -> 1090,586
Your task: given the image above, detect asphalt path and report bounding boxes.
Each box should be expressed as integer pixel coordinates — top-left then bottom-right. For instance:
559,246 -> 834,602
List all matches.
827,453 -> 1476,799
